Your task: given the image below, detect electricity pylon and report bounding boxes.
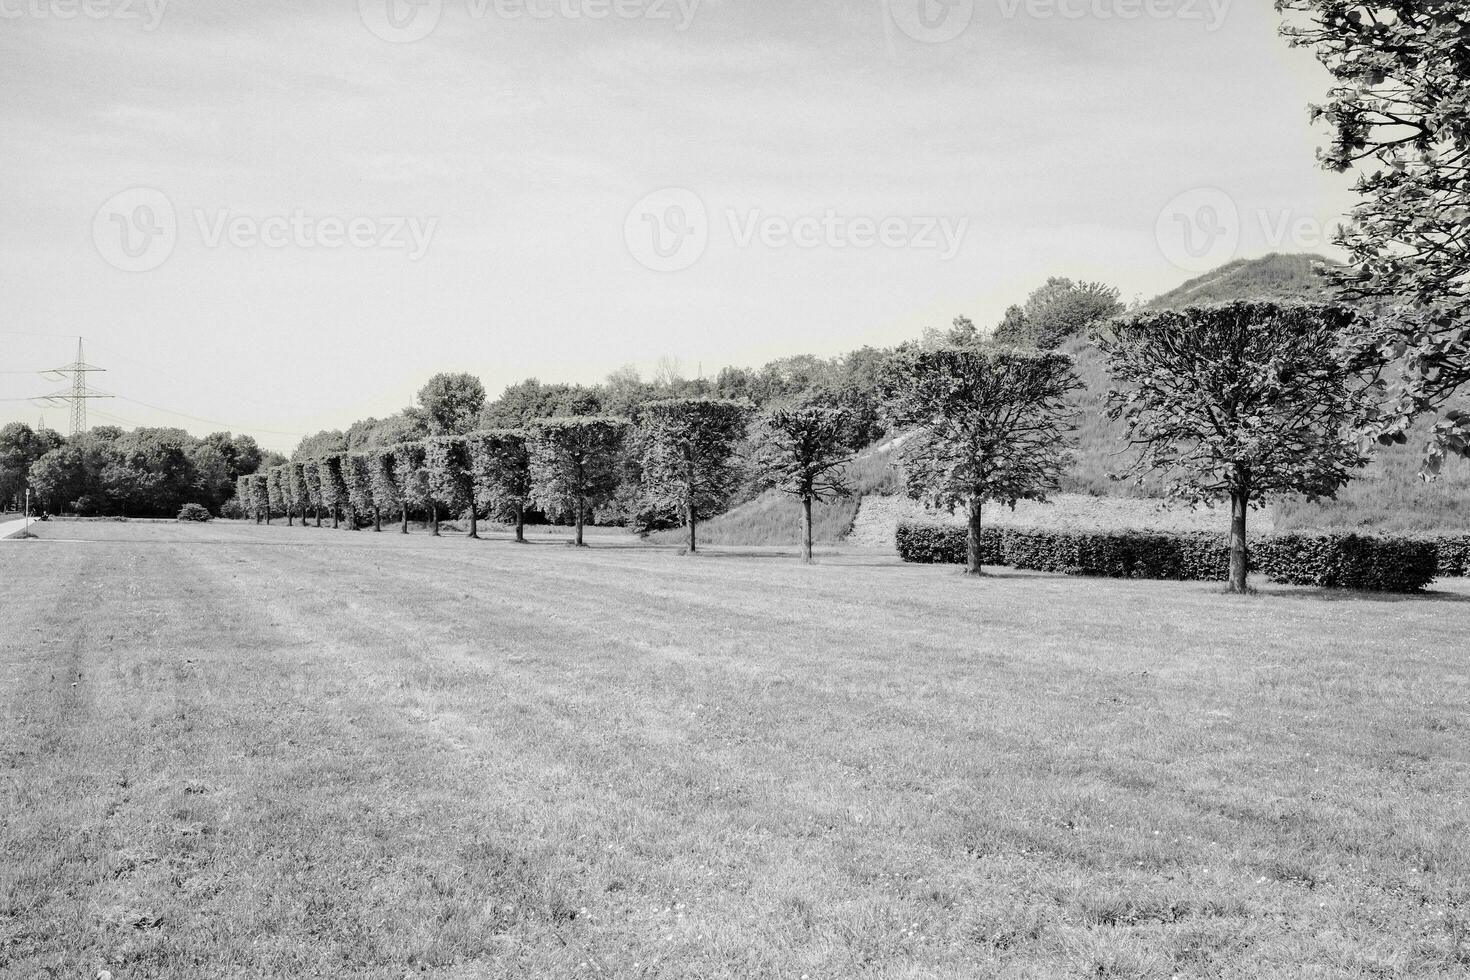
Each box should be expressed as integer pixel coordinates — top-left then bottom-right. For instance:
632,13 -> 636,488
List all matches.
40,339 -> 111,437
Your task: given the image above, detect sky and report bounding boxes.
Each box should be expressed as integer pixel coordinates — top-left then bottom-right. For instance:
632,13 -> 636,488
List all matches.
0,0 -> 1356,454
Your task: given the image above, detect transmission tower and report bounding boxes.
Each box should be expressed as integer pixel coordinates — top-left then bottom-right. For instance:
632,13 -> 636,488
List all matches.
40,339 -> 111,437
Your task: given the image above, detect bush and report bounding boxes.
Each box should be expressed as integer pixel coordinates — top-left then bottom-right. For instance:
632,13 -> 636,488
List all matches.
220,497 -> 245,520
1254,533 -> 1438,593
1430,534 -> 1470,577
897,522 -> 1440,592
177,503 -> 213,523
895,522 -> 1002,565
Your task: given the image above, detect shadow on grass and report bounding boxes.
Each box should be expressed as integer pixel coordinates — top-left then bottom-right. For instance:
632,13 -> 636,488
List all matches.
1251,584 -> 1470,605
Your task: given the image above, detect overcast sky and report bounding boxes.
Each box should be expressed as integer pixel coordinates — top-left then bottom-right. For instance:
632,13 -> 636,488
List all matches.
0,0 -> 1354,453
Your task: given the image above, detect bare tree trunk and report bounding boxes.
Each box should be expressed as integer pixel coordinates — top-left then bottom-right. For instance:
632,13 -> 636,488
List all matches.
575,496 -> 586,547
966,494 -> 985,576
373,506 -> 381,532
315,506 -> 322,528
431,504 -> 440,537
332,504 -> 340,530
1229,487 -> 1250,594
801,494 -> 814,564
468,495 -> 479,539
515,501 -> 525,543
287,507 -> 294,528
686,497 -> 697,554
401,506 -> 409,534
265,504 -> 272,526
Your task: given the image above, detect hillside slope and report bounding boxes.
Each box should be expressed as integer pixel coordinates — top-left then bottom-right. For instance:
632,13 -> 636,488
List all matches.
1145,252 -> 1339,310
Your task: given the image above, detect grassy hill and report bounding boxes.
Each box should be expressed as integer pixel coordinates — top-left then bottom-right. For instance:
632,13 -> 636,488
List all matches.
1145,252 -> 1339,310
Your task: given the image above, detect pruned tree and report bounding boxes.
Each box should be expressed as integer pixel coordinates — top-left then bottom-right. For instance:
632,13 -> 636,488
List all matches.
751,405 -> 861,563
635,399 -> 750,554
469,429 -> 533,543
317,455 -> 349,529
345,452 -> 380,531
249,472 -> 272,525
286,461 -> 310,527
393,442 -> 437,536
883,344 -> 1082,576
1097,300 -> 1383,594
425,436 -> 479,539
302,460 -> 325,527
236,474 -> 256,522
1279,0 -> 1470,469
371,446 -> 409,534
265,466 -> 286,526
529,417 -> 629,547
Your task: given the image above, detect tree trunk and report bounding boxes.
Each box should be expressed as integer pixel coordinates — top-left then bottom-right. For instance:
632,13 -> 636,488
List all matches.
801,494 -> 814,564
468,495 -> 479,539
265,505 -> 272,526
315,506 -> 322,528
431,504 -> 440,537
515,501 -> 525,543
287,507 -> 294,527
373,506 -> 381,532
401,506 -> 409,534
966,494 -> 985,576
575,496 -> 586,547
1229,488 -> 1250,594
332,505 -> 340,530
686,497 -> 697,555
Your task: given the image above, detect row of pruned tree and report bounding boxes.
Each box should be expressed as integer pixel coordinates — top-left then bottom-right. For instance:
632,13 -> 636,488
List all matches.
239,401 -> 864,563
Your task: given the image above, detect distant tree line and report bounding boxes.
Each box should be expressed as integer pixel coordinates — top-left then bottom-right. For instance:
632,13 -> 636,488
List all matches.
0,424 -> 282,518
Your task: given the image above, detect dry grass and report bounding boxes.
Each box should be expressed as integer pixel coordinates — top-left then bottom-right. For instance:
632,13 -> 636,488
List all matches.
2,521 -> 1469,978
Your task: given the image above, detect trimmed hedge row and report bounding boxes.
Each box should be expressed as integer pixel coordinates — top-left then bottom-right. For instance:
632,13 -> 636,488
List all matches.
1253,533 -> 1439,592
1429,534 -> 1470,578
896,522 -> 1231,582
896,521 -> 1444,593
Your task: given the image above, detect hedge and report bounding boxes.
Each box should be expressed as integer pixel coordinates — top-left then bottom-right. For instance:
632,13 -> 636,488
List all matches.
1429,534 -> 1470,578
897,521 -> 1441,593
1253,533 -> 1438,593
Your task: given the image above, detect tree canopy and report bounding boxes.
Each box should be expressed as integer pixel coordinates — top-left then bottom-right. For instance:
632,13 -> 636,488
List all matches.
1280,0 -> 1470,467
1098,300 -> 1383,592
883,345 -> 1081,575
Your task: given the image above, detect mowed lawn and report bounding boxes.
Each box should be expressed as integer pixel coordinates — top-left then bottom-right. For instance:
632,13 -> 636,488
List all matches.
2,522 -> 1468,979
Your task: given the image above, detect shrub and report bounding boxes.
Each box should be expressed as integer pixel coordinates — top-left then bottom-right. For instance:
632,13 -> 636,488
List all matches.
897,522 -> 1440,592
896,521 -> 1002,566
1254,533 -> 1438,593
220,497 -> 245,520
1430,534 -> 1470,577
177,502 -> 212,522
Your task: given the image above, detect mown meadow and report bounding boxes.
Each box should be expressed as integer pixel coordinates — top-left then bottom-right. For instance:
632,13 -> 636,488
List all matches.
3,521 -> 1468,978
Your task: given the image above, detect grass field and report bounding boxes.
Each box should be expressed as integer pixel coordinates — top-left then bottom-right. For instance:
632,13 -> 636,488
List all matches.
3,522 -> 1469,978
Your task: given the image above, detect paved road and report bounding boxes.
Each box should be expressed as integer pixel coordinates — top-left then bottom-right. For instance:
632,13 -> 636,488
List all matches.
0,517 -> 35,539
